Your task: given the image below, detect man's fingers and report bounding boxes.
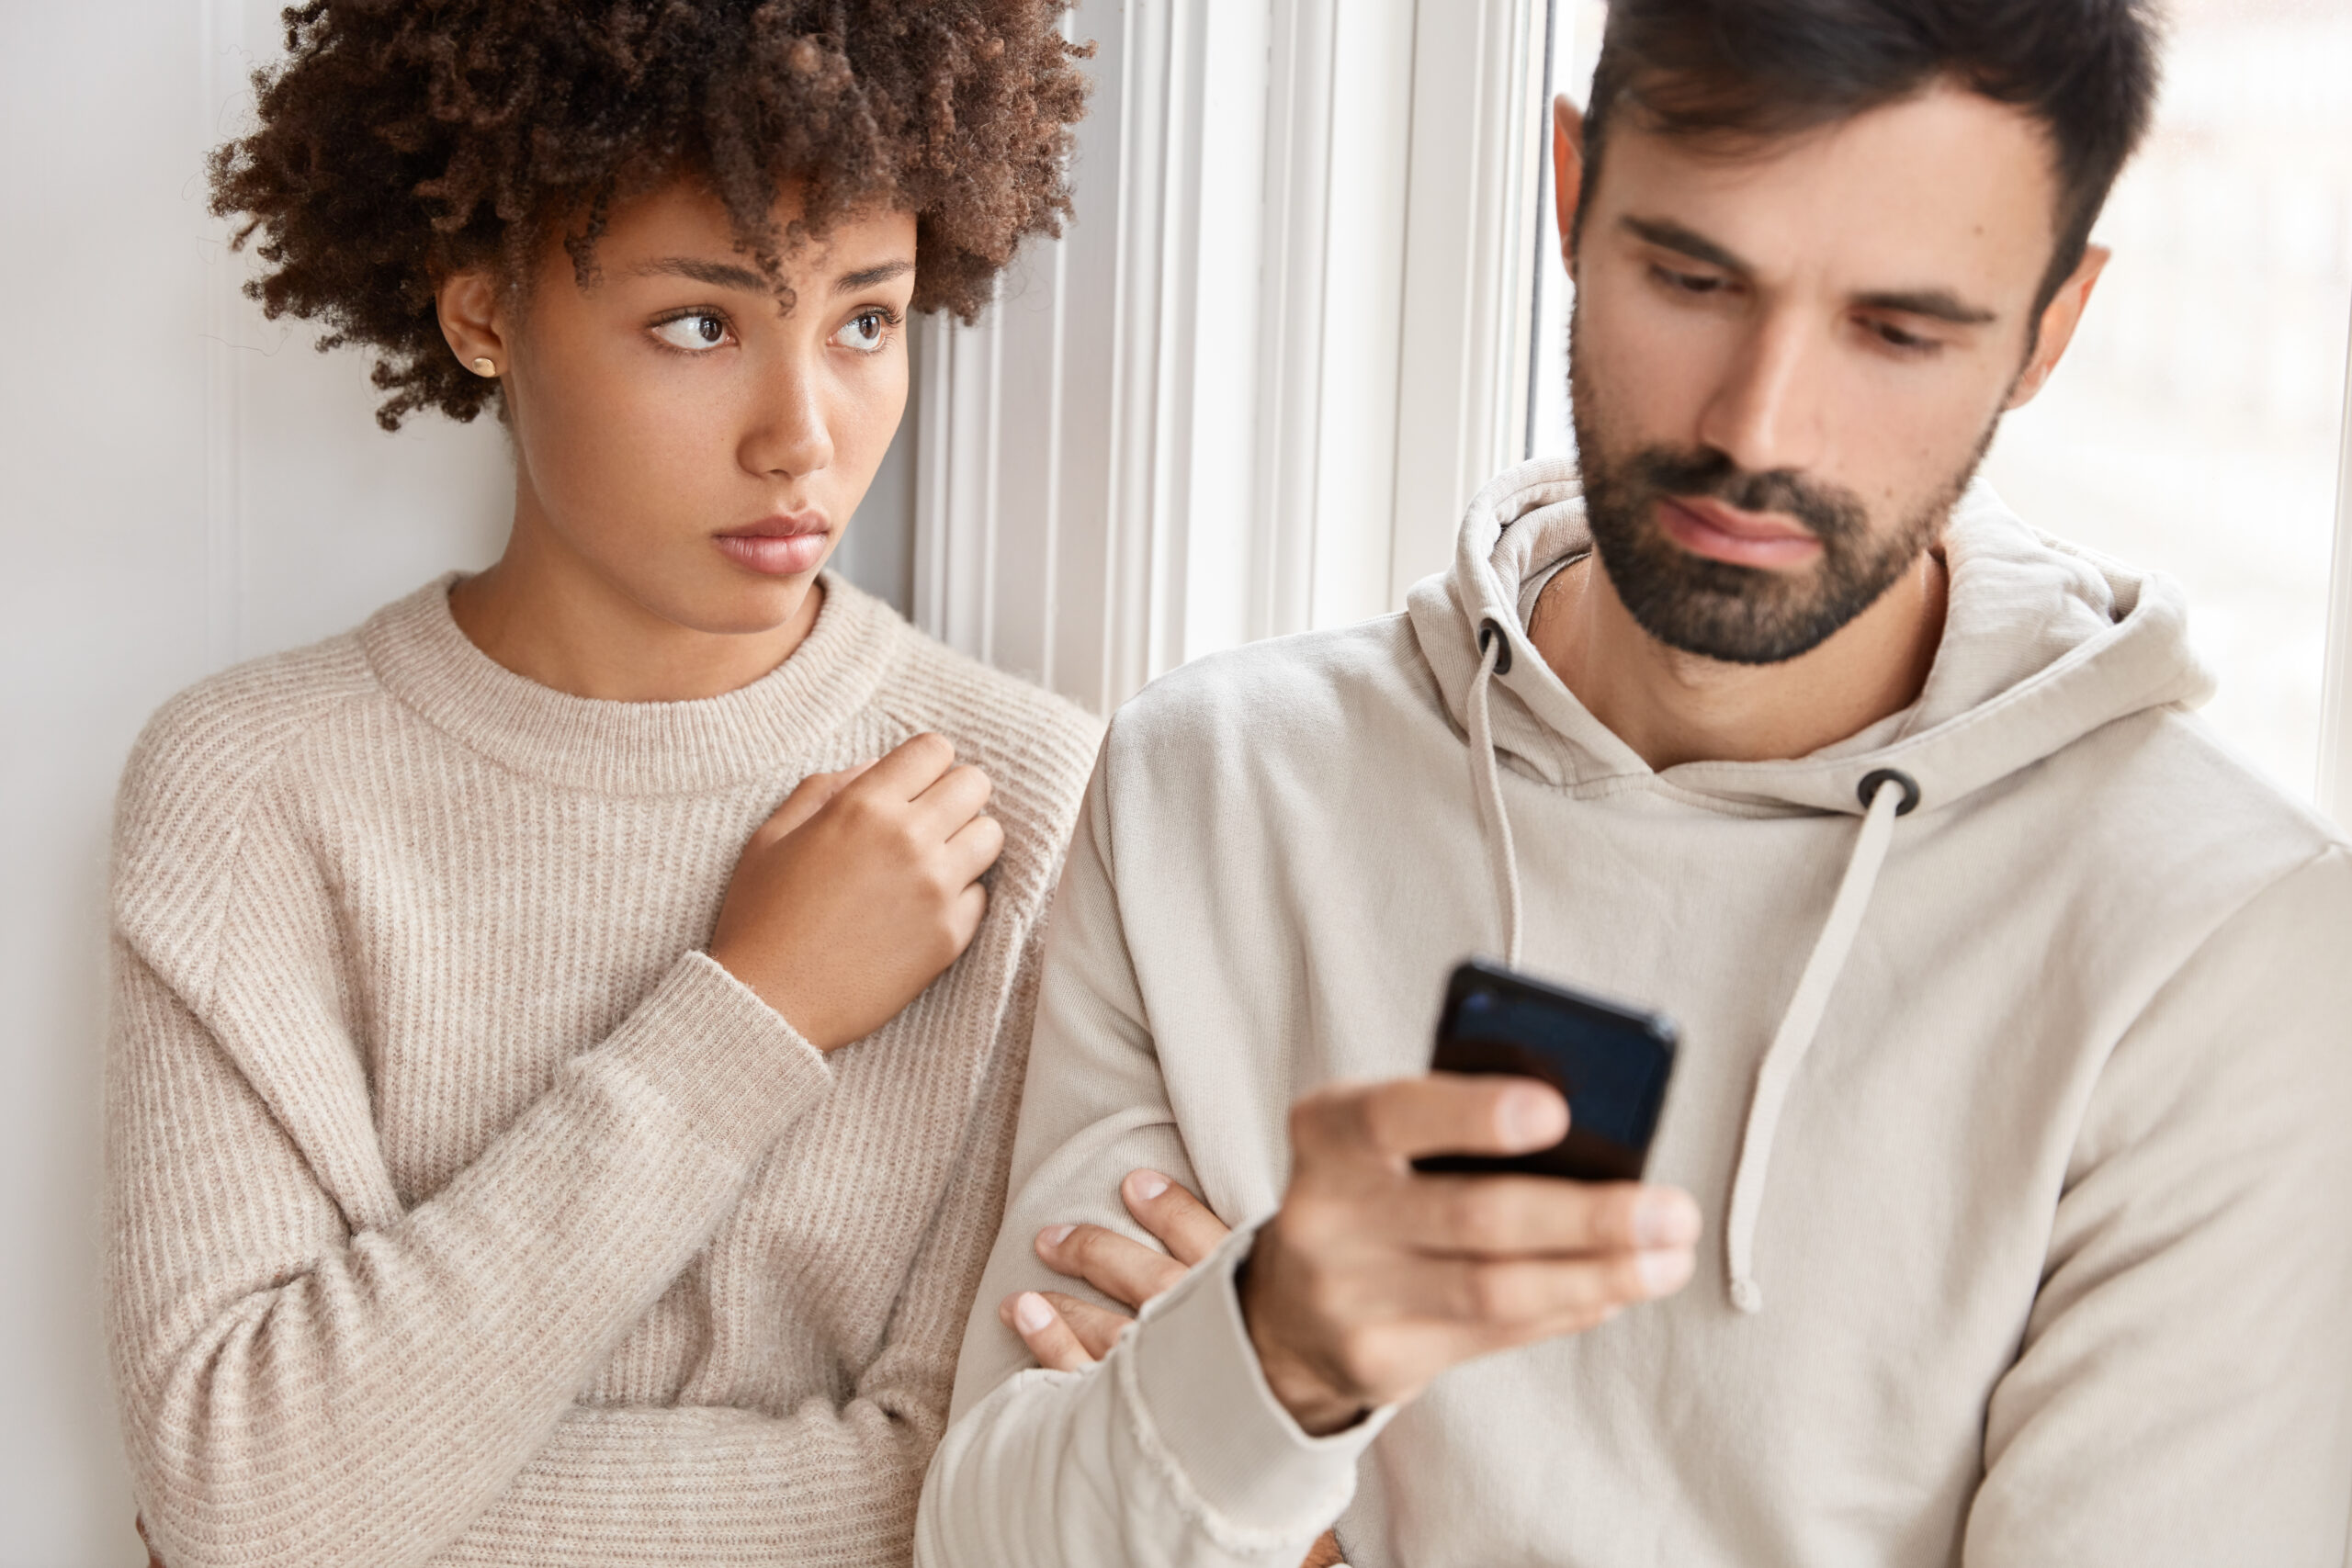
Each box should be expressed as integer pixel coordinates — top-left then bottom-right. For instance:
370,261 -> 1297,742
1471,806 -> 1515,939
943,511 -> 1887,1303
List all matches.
1035,1221 -> 1189,1311
755,762 -> 874,844
1000,1292 -> 1096,1372
1375,1247 -> 1696,1325
1122,1170 -> 1232,1268
1293,1074 -> 1569,1168
1398,1174 -> 1702,1258
1039,1291 -> 1135,1360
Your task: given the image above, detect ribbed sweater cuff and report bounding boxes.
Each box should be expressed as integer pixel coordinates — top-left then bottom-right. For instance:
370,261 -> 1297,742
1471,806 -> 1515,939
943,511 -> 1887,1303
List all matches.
1125,1224 -> 1387,1537
597,951 -> 831,1161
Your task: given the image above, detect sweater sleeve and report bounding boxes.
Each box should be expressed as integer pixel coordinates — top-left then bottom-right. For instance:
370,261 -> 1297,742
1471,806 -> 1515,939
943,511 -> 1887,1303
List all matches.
916,770 -> 1380,1568
429,924 -> 1045,1566
1963,843 -> 2352,1568
107,934 -> 832,1568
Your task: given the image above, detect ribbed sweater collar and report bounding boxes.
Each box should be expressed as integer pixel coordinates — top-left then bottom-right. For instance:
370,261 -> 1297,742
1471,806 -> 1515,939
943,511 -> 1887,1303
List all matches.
361,572 -> 904,795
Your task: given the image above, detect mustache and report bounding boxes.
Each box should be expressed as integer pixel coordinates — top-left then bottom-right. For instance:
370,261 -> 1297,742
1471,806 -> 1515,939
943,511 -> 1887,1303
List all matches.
1616,448 -> 1869,547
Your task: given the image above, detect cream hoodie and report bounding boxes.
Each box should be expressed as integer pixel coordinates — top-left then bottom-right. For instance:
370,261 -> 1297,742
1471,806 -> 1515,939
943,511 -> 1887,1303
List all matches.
918,459 -> 2352,1568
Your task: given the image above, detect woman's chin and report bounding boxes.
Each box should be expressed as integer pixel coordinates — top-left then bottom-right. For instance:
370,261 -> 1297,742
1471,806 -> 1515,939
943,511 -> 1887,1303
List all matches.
661,571 -> 826,640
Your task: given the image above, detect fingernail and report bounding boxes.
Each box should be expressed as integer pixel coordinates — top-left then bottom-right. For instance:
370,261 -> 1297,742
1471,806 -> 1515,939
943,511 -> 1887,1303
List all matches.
1037,1224 -> 1075,1249
1634,1191 -> 1702,1248
1498,1085 -> 1567,1148
1638,1247 -> 1695,1297
1126,1170 -> 1170,1202
1013,1292 -> 1055,1333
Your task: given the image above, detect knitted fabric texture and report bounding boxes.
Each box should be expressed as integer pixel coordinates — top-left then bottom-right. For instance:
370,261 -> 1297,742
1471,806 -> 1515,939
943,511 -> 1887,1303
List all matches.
105,573 -> 1101,1568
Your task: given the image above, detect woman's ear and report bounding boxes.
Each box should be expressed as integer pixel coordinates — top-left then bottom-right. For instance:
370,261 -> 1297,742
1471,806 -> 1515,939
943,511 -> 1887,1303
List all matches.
1554,94 -> 1588,272
435,269 -> 512,379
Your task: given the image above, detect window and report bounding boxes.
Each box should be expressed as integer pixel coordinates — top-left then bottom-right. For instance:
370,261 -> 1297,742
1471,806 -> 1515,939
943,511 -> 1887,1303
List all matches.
1981,0 -> 2352,805
1528,0 -> 2352,814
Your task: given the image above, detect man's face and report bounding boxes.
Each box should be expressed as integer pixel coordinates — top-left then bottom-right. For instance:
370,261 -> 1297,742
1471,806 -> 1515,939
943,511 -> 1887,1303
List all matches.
1567,82 -> 2068,663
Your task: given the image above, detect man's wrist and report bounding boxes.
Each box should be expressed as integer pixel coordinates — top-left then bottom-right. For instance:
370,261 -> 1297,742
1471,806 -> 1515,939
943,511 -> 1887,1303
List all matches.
1236,1233 -> 1373,1437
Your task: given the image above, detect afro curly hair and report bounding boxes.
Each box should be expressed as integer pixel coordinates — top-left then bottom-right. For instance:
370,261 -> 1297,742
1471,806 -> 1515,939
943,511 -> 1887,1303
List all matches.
210,0 -> 1091,429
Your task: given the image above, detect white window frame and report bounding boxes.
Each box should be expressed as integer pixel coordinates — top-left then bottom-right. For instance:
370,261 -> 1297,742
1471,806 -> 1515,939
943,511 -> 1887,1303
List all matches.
2321,298 -> 2352,827
911,0 -> 1555,715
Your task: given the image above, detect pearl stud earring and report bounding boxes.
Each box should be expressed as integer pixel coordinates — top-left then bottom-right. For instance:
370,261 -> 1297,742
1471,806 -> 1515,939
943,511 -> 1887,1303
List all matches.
470,356 -> 498,377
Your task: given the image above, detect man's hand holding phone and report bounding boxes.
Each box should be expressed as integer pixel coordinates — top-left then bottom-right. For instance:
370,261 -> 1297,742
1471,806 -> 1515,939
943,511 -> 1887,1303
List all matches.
1241,1074 -> 1702,1436
1017,959 -> 1701,1445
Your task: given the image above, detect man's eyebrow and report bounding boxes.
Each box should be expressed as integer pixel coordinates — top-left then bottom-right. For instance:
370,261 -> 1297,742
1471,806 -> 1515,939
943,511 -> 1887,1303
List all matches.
1622,216 -> 2000,328
628,257 -> 770,291
832,260 -> 913,294
1621,215 -> 1751,276
1851,288 -> 1999,327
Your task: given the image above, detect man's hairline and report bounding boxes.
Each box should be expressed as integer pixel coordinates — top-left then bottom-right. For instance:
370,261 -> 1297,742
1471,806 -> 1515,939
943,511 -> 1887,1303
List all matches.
1571,73 -> 2091,319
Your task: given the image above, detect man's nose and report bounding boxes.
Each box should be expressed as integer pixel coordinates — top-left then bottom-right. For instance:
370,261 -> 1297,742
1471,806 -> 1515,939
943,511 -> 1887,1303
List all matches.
740,355 -> 835,479
1693,311 -> 1826,479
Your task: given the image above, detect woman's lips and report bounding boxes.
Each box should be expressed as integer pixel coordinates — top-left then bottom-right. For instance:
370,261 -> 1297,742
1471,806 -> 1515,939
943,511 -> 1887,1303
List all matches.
1654,495 -> 1824,570
714,516 -> 830,577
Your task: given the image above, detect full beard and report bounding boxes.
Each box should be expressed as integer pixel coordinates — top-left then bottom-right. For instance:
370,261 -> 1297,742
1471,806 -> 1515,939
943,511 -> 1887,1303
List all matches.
1567,321 -> 1996,667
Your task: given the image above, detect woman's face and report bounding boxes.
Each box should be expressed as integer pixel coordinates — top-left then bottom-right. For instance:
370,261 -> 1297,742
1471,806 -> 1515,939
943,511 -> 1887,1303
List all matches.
455,179 -> 918,638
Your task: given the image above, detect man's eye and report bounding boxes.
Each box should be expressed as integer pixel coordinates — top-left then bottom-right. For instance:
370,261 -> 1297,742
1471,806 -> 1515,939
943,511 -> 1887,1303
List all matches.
1652,265 -> 1724,296
651,311 -> 730,351
1870,320 -> 1940,355
833,310 -> 894,354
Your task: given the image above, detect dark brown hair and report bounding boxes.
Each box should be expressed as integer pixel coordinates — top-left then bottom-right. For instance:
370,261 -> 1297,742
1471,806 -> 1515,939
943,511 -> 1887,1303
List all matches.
211,0 -> 1091,429
1578,0 -> 2162,312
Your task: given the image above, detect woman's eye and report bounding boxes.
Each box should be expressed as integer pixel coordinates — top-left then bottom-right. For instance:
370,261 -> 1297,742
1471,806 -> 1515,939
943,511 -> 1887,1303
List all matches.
651,311 -> 730,352
833,310 -> 893,355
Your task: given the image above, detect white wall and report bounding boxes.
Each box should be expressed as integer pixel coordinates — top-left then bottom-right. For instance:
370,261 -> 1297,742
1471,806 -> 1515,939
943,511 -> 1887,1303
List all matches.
0,4 -> 911,1561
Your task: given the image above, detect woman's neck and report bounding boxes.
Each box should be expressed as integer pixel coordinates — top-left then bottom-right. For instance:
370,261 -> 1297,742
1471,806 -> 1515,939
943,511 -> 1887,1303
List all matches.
449,498 -> 823,704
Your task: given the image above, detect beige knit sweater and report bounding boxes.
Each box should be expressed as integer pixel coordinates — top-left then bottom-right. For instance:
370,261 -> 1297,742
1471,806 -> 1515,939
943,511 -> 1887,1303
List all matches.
105,572 -> 1101,1568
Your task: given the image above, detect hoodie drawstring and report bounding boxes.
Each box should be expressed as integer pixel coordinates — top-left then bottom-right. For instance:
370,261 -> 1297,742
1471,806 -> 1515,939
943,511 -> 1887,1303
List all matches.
1468,621 -> 1524,968
1723,768 -> 1915,1314
1462,613 -> 1917,1315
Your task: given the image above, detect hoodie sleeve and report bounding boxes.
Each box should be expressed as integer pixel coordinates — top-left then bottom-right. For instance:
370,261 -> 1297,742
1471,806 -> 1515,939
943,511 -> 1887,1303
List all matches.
915,765 -> 1380,1568
1963,841 -> 2352,1568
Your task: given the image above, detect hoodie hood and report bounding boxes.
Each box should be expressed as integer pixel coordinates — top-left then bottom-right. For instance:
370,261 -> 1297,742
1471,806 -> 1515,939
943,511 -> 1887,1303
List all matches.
1406,457 -> 2215,1314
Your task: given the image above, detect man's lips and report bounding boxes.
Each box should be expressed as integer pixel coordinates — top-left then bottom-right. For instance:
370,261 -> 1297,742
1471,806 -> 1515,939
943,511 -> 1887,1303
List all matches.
714,513 -> 831,577
1654,495 -> 1823,570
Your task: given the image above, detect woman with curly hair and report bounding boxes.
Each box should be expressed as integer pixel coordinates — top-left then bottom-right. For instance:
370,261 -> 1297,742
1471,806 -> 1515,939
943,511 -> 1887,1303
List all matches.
106,4 -> 1095,1564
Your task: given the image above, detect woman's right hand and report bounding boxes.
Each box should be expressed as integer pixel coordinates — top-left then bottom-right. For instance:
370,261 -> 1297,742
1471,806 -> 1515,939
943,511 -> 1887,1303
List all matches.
709,733 -> 1003,1051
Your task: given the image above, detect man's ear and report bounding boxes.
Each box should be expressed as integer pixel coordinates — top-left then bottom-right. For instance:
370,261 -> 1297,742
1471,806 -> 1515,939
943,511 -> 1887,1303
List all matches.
435,269 -> 513,378
1554,95 -> 1588,272
2005,244 -> 2109,411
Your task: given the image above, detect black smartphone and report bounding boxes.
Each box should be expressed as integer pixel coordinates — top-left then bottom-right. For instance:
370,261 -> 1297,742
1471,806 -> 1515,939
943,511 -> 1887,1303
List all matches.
1412,958 -> 1679,1182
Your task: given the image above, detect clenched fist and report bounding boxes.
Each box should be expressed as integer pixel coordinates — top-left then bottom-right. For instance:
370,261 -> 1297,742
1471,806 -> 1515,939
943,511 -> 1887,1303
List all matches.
709,733 -> 1004,1050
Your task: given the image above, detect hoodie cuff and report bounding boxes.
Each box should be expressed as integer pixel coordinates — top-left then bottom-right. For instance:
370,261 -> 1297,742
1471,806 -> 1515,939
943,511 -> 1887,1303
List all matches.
1124,1223 -> 1390,1538
594,950 -> 832,1161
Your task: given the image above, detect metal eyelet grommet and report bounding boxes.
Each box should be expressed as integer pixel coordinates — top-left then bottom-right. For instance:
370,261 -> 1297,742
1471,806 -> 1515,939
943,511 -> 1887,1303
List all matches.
1477,617 -> 1514,676
1858,768 -> 1921,817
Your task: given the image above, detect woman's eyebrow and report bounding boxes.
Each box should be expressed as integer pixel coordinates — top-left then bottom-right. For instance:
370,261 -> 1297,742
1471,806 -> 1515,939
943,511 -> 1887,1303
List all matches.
833,260 -> 914,293
628,256 -> 770,291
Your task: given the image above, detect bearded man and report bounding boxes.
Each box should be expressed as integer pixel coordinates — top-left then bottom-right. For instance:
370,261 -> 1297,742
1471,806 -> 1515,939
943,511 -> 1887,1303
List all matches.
919,2 -> 2352,1563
